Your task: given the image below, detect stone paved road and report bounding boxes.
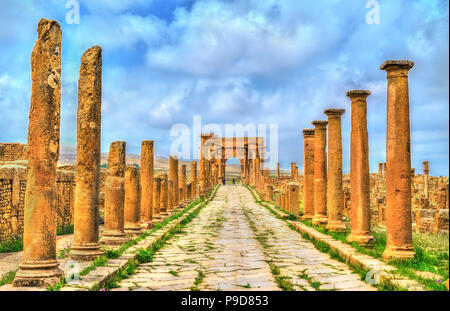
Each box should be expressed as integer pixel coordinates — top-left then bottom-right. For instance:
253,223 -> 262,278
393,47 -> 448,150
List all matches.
115,185 -> 376,291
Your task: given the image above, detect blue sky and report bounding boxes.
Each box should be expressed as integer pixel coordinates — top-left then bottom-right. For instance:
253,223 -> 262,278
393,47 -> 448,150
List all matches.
0,0 -> 448,175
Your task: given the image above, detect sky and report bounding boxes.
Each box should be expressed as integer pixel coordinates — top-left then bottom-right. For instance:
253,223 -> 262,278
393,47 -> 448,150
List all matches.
0,0 -> 448,175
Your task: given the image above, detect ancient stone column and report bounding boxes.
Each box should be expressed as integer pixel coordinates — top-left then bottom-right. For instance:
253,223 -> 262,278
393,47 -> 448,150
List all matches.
281,192 -> 286,210
346,90 -> 374,245
140,140 -> 153,228
378,163 -> 383,177
152,177 -> 161,221
14,19 -> 63,287
169,156 -> 178,206
124,165 -> 142,237
180,164 -> 187,201
265,184 -> 273,201
302,129 -> 315,220
277,162 -> 280,178
291,163 -> 296,178
383,163 -> 387,177
288,183 -> 300,216
380,60 -> 415,260
70,46 -> 103,261
160,174 -> 168,217
168,180 -> 174,212
100,141 -> 128,245
191,161 -> 197,197
312,121 -> 328,225
423,161 -> 429,200
324,109 -> 347,232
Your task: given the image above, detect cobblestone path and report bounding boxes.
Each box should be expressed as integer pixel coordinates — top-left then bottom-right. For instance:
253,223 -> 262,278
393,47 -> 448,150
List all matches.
115,185 -> 375,291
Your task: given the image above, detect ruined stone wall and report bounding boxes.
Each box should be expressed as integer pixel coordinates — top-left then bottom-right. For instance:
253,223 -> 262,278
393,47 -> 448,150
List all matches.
0,164 -> 75,242
0,143 -> 27,162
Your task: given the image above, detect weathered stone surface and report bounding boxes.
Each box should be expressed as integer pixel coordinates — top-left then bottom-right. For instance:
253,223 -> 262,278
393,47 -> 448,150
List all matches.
302,129 -> 315,220
71,45 -> 103,261
124,165 -> 142,236
312,121 -> 328,225
140,140 -> 153,227
14,18 -> 64,287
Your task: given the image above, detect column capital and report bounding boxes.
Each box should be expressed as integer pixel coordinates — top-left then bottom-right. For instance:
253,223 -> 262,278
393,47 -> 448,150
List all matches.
346,90 -> 371,99
312,120 -> 328,128
302,128 -> 315,137
324,108 -> 345,117
380,60 -> 414,71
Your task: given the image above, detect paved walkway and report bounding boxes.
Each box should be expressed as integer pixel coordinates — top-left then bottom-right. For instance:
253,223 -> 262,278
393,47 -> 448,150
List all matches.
115,185 -> 375,291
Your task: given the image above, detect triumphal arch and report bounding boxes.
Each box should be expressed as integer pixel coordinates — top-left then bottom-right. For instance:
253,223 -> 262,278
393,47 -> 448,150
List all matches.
198,133 -> 265,191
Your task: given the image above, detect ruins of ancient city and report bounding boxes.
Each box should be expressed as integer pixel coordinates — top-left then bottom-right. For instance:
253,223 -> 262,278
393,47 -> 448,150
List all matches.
0,1 -> 448,298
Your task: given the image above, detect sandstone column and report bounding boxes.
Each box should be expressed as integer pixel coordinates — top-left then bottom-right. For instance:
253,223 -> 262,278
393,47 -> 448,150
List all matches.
191,161 -> 197,197
288,183 -> 300,216
140,140 -> 153,228
70,46 -> 103,261
312,121 -> 328,225
168,180 -> 174,213
160,174 -> 168,217
277,162 -> 280,178
100,141 -> 128,245
291,163 -> 296,178
152,177 -> 161,221
302,129 -> 315,220
378,163 -> 383,177
14,19 -> 63,287
346,90 -> 374,245
124,165 -> 142,236
380,60 -> 415,260
180,164 -> 187,201
324,109 -> 347,232
171,157 -> 179,207
423,161 -> 429,200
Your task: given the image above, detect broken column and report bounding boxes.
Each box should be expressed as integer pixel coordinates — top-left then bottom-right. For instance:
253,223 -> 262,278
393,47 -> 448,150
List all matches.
180,164 -> 187,201
423,161 -> 429,200
324,109 -> 347,232
277,162 -> 280,178
70,45 -> 103,261
378,163 -> 383,177
302,129 -> 315,220
381,60 -> 415,260
140,140 -> 154,228
160,174 -> 169,217
169,156 -> 179,207
346,90 -> 374,245
288,183 -> 300,216
14,19 -> 63,287
265,184 -> 273,201
124,165 -> 142,236
100,141 -> 128,245
312,121 -> 328,226
191,161 -> 197,197
167,180 -> 174,213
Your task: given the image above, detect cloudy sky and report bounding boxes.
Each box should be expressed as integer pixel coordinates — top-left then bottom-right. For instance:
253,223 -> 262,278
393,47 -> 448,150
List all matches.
0,0 -> 448,175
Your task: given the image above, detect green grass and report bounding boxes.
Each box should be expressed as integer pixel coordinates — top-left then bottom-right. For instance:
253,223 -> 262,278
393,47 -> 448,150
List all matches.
190,270 -> 206,291
0,270 -> 16,286
57,224 -> 74,236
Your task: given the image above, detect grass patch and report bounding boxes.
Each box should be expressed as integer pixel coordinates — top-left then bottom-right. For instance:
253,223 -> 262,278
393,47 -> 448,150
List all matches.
190,270 -> 205,291
0,270 -> 16,286
0,236 -> 23,253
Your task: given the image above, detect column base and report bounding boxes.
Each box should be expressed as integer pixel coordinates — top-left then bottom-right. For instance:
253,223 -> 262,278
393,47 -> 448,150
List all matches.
325,221 -> 347,232
13,260 -> 63,287
382,246 -> 415,261
100,231 -> 129,245
70,243 -> 103,261
301,213 -> 314,220
346,232 -> 375,246
125,226 -> 142,237
140,221 -> 153,230
312,214 -> 328,226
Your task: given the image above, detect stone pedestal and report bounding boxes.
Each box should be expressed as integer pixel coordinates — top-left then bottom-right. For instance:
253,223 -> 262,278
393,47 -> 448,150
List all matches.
324,109 -> 347,232
346,90 -> 374,246
312,121 -> 328,226
101,141 -> 129,245
14,19 -> 64,287
71,46 -> 103,261
124,165 -> 142,237
381,60 -> 415,260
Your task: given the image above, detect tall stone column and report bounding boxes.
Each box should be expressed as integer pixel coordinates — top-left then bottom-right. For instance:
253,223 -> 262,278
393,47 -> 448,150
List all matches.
160,174 -> 168,217
378,163 -> 383,177
324,109 -> 347,232
14,19 -> 63,287
124,165 -> 142,236
291,163 -> 296,178
70,46 -> 103,261
244,145 -> 249,183
180,164 -> 187,201
383,163 -> 387,177
380,60 -> 415,260
101,141 -> 128,245
140,140 -> 153,228
312,121 -> 328,226
170,156 -> 179,207
288,183 -> 300,216
191,161 -> 197,197
277,162 -> 280,178
152,177 -> 161,221
302,129 -> 315,220
346,90 -> 375,245
423,161 -> 429,200
167,180 -> 174,212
